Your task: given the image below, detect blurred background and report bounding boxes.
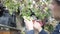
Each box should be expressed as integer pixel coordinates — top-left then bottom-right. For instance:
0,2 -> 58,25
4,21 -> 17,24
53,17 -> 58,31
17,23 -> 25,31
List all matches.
0,0 -> 58,34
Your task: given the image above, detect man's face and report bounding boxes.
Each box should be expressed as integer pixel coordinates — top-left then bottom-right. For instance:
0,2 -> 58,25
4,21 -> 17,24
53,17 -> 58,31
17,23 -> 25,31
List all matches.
50,0 -> 60,20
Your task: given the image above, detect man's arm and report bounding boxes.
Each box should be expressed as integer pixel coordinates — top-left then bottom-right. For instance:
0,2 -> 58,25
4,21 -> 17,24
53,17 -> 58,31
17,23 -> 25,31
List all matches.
26,30 -> 34,34
39,29 -> 48,34
26,29 -> 48,34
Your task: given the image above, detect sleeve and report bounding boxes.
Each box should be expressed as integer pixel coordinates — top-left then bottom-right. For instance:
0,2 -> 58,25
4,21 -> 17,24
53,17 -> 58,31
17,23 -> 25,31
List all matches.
39,29 -> 48,34
51,30 -> 58,34
51,24 -> 60,34
26,30 -> 34,34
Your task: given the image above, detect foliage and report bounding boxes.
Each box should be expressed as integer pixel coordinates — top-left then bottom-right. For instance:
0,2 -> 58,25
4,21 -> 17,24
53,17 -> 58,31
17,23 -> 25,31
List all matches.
44,24 -> 54,32
3,0 -> 50,20
3,0 -> 54,33
3,0 -> 20,14
20,0 -> 50,20
21,7 -> 32,17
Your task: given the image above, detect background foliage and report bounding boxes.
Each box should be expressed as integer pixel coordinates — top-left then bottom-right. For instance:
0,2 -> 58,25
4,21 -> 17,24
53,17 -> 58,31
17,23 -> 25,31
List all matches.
3,0 -> 20,14
3,0 -> 54,34
3,0 -> 50,20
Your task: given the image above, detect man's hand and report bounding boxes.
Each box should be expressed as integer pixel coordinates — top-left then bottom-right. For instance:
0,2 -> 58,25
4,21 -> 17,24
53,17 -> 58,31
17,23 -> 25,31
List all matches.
33,21 -> 42,32
23,16 -> 34,31
23,16 -> 42,32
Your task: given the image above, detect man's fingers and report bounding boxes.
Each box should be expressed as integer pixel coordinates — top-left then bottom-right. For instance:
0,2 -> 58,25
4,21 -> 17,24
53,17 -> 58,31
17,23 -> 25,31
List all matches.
34,21 -> 41,27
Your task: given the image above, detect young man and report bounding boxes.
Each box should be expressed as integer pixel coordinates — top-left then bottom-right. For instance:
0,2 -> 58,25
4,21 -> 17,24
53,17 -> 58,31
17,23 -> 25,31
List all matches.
24,0 -> 60,34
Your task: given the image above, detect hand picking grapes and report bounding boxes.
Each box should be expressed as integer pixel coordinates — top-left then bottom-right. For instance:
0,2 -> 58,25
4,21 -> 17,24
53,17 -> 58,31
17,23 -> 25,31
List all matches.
23,0 -> 60,34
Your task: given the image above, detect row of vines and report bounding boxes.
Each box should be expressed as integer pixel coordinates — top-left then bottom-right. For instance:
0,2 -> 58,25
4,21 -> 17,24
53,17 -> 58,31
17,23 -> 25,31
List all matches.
1,0 -> 56,34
